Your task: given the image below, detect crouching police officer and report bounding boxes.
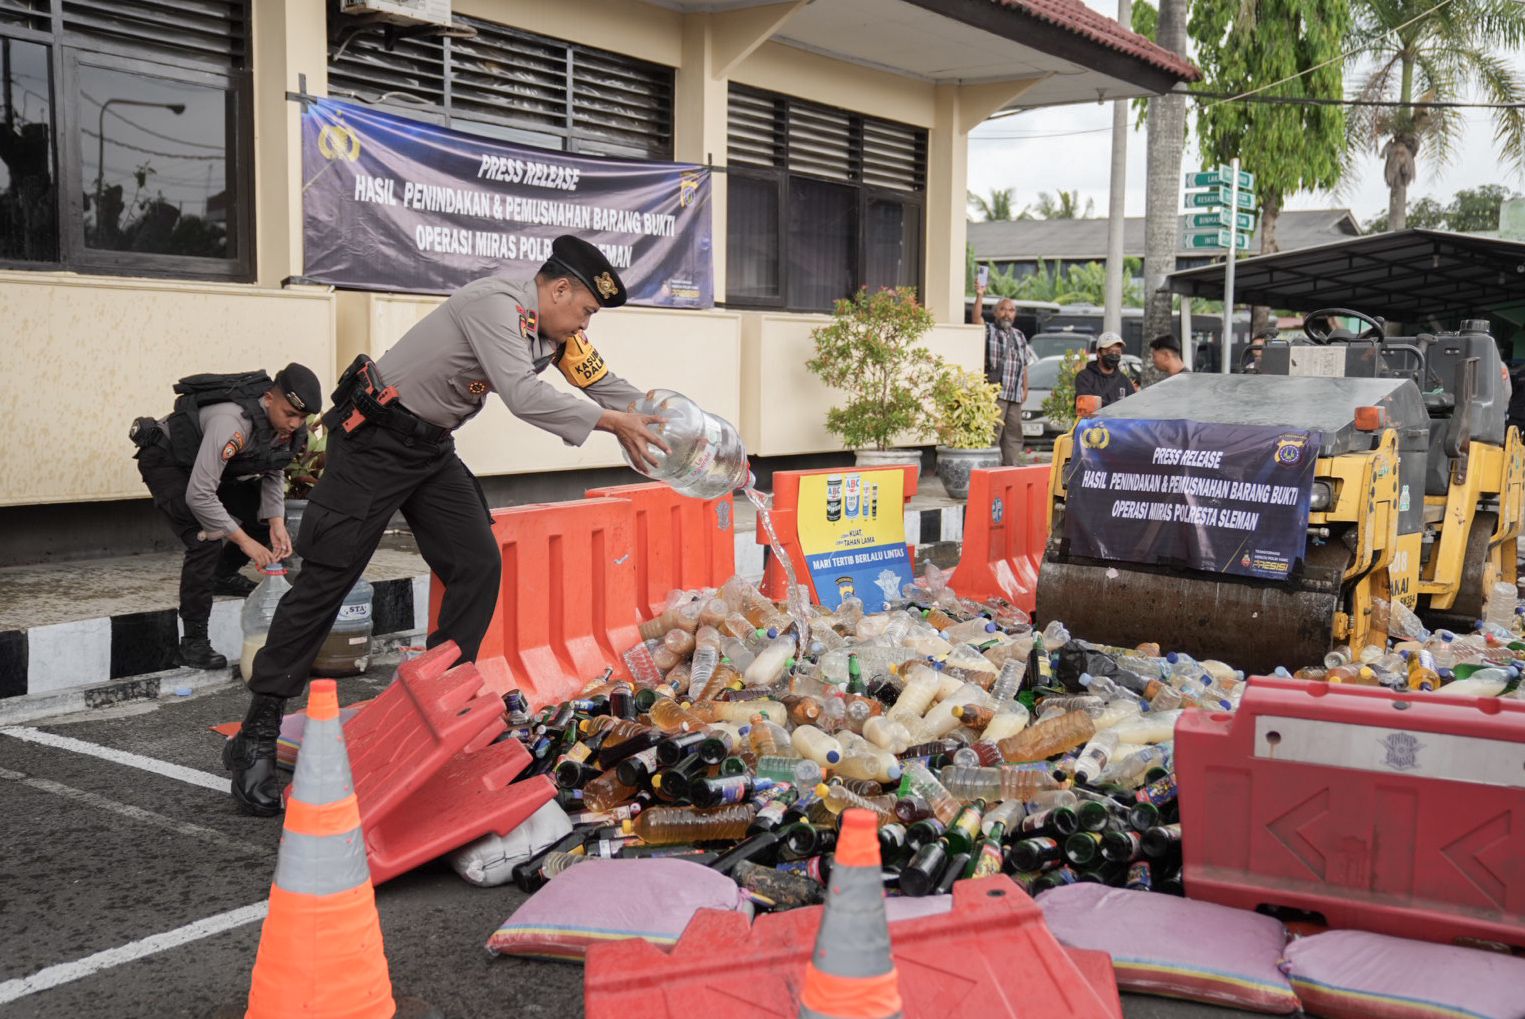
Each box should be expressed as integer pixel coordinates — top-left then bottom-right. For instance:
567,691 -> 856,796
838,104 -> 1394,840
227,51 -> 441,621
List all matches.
132,365 -> 322,669
224,235 -> 669,815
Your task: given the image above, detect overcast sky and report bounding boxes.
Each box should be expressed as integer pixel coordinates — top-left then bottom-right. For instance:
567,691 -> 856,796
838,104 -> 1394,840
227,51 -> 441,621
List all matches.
966,0 -> 1525,227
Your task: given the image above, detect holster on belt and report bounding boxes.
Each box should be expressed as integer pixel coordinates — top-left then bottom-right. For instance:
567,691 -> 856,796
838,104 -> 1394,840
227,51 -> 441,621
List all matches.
326,353 -> 398,434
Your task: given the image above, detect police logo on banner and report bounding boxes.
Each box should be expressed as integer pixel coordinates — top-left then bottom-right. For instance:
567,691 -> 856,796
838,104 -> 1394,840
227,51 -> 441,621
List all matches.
1274,433 -> 1309,467
1080,422 -> 1110,450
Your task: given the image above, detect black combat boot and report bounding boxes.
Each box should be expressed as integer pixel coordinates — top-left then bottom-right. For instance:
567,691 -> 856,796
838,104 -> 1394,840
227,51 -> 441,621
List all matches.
213,572 -> 257,597
223,693 -> 287,816
178,621 -> 227,670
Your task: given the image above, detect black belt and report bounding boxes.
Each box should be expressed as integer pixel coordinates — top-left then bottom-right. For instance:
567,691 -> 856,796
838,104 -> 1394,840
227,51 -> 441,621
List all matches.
356,395 -> 449,445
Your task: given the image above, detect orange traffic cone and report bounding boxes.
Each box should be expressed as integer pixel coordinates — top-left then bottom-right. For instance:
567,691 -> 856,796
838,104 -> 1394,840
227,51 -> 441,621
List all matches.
218,679 -> 438,1019
798,808 -> 903,1019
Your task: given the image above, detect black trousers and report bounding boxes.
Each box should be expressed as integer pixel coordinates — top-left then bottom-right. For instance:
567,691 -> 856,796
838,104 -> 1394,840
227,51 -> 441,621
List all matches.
247,422 -> 500,699
137,443 -> 271,627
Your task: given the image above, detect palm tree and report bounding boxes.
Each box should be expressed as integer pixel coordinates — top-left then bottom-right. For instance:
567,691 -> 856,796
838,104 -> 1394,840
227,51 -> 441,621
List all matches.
967,187 -> 1016,221
1346,0 -> 1525,231
1021,189 -> 1097,219
1142,0 -> 1190,342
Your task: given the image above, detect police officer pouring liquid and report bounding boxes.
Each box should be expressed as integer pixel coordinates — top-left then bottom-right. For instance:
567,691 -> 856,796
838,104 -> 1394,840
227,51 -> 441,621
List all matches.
132,366 -> 321,670
224,235 -> 668,815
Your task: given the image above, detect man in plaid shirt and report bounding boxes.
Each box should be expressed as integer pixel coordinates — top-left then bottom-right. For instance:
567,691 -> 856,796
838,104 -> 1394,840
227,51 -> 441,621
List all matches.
973,282 -> 1029,465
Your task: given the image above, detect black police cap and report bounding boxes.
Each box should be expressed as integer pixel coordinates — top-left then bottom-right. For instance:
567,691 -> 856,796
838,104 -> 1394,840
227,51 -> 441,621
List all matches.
547,234 -> 627,308
274,363 -> 322,416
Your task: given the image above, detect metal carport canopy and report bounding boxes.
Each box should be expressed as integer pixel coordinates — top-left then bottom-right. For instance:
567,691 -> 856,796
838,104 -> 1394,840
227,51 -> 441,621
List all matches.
1165,229 -> 1525,321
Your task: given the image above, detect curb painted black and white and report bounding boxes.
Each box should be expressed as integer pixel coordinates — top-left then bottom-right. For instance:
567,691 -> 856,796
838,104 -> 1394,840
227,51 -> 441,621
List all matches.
0,576 -> 429,701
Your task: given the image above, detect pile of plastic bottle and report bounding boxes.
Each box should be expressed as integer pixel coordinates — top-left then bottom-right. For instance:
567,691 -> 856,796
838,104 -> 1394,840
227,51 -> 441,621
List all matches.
497,571 -> 1209,907
1292,582 -> 1525,696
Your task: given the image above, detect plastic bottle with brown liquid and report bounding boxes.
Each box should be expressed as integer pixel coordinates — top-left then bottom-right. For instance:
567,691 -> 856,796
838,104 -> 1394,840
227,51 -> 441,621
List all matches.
623,804 -> 757,844
900,760 -> 962,825
996,710 -> 1096,763
646,697 -> 709,733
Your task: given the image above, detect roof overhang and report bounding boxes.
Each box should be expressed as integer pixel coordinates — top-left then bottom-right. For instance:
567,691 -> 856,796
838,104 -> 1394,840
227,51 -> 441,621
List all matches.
1166,230 -> 1525,324
649,0 -> 1198,107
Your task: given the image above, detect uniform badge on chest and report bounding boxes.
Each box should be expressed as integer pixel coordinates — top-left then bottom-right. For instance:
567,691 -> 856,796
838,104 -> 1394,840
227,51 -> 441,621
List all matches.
467,379 -> 489,396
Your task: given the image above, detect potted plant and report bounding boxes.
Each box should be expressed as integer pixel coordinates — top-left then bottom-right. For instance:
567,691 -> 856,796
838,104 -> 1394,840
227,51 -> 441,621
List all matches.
1041,347 -> 1088,435
282,414 -> 327,569
806,287 -> 939,476
930,364 -> 1003,499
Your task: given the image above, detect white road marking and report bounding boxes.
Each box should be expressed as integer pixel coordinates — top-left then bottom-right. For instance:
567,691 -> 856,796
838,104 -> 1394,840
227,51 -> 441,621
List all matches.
0,767 -> 268,856
0,902 -> 268,1005
0,726 -> 229,792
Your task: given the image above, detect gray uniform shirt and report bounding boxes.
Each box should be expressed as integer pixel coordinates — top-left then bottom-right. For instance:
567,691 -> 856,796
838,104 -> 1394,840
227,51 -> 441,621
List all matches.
375,275 -> 643,442
182,402 -> 286,538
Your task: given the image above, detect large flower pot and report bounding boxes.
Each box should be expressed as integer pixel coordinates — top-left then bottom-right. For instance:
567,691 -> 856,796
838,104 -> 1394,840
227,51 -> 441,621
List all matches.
934,446 -> 1000,500
854,447 -> 922,488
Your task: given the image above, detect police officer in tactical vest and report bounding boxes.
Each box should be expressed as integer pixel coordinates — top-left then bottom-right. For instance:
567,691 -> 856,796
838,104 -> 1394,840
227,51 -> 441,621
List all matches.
223,235 -> 668,815
132,365 -> 322,669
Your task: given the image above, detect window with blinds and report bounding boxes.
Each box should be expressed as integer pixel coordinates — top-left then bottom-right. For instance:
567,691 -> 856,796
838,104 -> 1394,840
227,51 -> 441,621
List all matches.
726,85 -> 926,312
326,5 -> 674,159
61,0 -> 247,68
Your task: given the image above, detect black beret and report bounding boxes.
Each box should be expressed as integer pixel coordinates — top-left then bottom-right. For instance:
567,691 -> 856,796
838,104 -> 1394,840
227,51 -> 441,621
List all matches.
548,234 -> 627,308
274,363 -> 322,416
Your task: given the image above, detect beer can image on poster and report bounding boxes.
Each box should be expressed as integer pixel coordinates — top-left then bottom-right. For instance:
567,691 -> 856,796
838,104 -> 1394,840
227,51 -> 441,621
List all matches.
825,474 -> 842,522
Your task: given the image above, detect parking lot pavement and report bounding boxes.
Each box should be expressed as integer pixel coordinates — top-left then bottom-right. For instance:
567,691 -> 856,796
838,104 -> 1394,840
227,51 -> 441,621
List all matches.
0,660 -> 1262,1018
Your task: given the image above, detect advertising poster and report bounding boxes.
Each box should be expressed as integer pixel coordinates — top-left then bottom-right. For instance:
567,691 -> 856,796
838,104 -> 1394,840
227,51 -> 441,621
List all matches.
797,469 -> 914,612
300,97 -> 712,306
1064,418 -> 1321,580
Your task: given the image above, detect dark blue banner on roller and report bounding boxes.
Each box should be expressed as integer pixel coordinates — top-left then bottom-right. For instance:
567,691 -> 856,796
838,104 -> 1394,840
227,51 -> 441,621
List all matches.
1063,419 -> 1322,580
300,97 -> 712,306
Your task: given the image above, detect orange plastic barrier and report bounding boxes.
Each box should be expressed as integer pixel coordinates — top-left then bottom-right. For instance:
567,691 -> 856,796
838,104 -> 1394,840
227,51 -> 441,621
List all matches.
585,482 -> 735,620
1177,675 -> 1525,948
949,465 -> 1051,613
756,465 -> 919,602
585,876 -> 1122,1019
286,643 -> 554,885
429,497 -> 644,708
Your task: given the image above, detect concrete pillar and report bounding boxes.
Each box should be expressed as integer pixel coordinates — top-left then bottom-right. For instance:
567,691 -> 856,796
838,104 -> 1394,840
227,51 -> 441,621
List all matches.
251,0 -> 329,289
924,78 -> 1047,325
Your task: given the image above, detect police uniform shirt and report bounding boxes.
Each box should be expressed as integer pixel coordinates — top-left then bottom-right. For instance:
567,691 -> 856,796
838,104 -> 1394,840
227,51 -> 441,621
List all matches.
1074,361 -> 1138,408
179,402 -> 287,538
375,275 -> 643,440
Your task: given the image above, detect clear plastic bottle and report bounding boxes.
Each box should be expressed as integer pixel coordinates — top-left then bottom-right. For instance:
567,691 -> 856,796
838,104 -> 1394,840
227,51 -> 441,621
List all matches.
1484,581 -> 1517,631
623,804 -> 757,844
790,724 -> 844,766
832,748 -> 902,784
1108,710 -> 1182,745
816,782 -> 896,824
943,618 -> 999,645
990,659 -> 1026,703
622,390 -> 749,500
638,598 -> 703,642
581,767 -> 638,812
939,763 -> 1061,801
996,709 -> 1096,763
1071,730 -> 1121,784
1439,668 -> 1510,697
240,564 -> 292,678
755,754 -> 823,786
687,629 -> 721,699
900,760 -> 962,825
1041,620 -> 1071,649
646,697 -> 708,733
744,636 -> 794,688
862,715 -> 914,753
981,708 -> 1031,743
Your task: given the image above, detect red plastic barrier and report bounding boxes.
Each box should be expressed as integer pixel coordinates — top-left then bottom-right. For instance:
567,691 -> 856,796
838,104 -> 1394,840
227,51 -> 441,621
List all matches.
949,465 -> 1051,613
756,465 -> 919,602
429,497 -> 644,708
585,875 -> 1121,1018
1176,676 -> 1525,947
340,642 -> 555,884
585,482 -> 735,620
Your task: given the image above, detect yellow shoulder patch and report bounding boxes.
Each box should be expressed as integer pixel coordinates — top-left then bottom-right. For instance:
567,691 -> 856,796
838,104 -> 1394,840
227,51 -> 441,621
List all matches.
557,332 -> 608,389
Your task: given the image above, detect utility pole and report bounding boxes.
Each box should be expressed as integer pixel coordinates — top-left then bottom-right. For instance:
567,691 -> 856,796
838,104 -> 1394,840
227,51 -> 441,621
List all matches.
1102,0 -> 1132,337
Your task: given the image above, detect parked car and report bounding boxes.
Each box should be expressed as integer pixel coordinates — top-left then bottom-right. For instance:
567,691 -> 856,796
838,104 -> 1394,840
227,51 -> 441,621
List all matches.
1020,353 -> 1143,446
1028,330 -> 1094,362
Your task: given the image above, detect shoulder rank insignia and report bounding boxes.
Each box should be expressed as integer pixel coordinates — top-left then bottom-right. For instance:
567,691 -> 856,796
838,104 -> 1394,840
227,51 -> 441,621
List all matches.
515,304 -> 538,339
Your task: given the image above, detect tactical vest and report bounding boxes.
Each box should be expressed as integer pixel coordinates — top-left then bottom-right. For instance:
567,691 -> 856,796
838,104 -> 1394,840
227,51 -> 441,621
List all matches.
163,371 -> 307,475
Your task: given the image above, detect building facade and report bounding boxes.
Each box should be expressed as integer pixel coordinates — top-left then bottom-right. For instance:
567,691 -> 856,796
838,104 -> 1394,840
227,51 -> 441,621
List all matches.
0,0 -> 1193,558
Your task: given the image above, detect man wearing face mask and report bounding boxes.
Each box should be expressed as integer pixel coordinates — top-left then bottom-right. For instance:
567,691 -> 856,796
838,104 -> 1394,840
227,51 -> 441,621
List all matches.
1074,333 -> 1138,408
972,281 -> 1030,465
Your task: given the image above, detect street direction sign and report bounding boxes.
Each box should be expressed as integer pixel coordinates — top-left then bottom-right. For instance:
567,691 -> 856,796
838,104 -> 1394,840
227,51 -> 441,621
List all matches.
1188,209 -> 1256,232
1185,229 -> 1251,250
1186,186 -> 1256,210
1186,166 -> 1255,190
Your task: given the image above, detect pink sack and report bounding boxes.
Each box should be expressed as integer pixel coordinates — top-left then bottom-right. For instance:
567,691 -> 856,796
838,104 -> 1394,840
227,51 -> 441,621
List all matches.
1038,883 -> 1299,1014
1285,930 -> 1525,1019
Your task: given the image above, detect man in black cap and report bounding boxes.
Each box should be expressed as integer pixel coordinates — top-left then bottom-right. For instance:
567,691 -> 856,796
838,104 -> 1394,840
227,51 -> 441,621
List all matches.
131,364 -> 321,669
224,235 -> 668,815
